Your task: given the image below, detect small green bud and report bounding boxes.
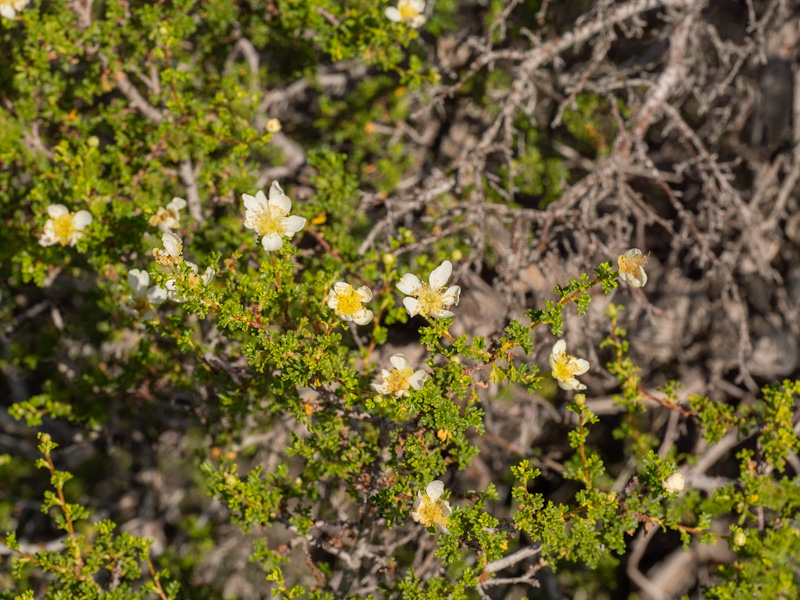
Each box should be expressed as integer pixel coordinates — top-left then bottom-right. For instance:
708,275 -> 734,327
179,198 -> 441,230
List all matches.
87,136 -> 99,148
733,531 -> 746,546
451,249 -> 463,261
382,253 -> 396,268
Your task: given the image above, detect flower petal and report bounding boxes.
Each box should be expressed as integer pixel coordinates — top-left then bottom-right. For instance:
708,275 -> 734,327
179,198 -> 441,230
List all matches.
128,269 -> 150,295
637,268 -> 648,287
327,296 -> 339,310
384,6 -> 401,21
402,296 -> 420,317
269,181 -> 285,200
72,210 -> 92,230
46,204 -> 69,217
147,285 -> 168,304
429,260 -> 453,289
167,197 -> 187,211
283,215 -> 307,235
389,354 -> 411,370
202,267 -> 216,285
572,358 -> 590,375
409,370 -> 428,390
443,285 -> 461,306
268,182 -> 291,213
261,233 -> 283,252
333,281 -> 349,294
353,309 -> 374,326
162,232 -> 183,256
356,286 -> 373,302
242,193 -> 262,211
557,379 -> 577,391
396,274 -> 421,295
425,480 -> 444,501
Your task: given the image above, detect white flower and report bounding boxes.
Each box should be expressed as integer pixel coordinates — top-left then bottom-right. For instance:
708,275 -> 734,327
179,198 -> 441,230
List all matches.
0,0 -> 30,19
39,204 -> 92,247
327,282 -> 374,325
662,472 -> 685,494
618,248 -> 649,288
410,480 -> 452,532
396,260 -> 461,319
266,118 -> 282,133
122,269 -> 167,321
372,354 -> 428,398
149,197 -> 187,232
385,0 -> 426,28
164,261 -> 216,302
549,340 -> 590,391
242,181 -> 307,252
152,232 -> 184,266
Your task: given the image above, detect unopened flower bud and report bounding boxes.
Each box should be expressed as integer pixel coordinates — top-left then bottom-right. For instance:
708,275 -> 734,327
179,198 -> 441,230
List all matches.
662,472 -> 685,493
266,118 -> 282,133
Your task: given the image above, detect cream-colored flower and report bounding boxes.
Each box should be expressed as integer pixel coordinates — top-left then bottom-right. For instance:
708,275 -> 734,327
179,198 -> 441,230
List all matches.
122,269 -> 167,321
243,182 -> 307,252
410,480 -> 452,532
618,248 -> 649,288
372,354 -> 428,397
149,197 -> 187,232
0,0 -> 29,19
327,282 -> 374,325
152,232 -> 184,266
266,118 -> 282,133
385,0 -> 426,28
549,340 -> 590,391
39,204 -> 92,247
662,472 -> 685,494
732,530 -> 747,547
396,260 -> 461,319
164,261 -> 215,302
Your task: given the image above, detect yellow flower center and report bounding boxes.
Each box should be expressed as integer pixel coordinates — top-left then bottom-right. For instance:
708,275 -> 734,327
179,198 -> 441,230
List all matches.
335,286 -> 363,317
149,207 -> 179,227
52,213 -> 77,245
398,0 -> 420,20
187,272 -> 202,288
416,496 -> 448,528
552,352 -> 581,382
128,296 -> 154,318
618,252 -> 649,276
384,367 -> 413,395
152,248 -> 183,266
252,207 -> 287,237
414,283 -> 446,317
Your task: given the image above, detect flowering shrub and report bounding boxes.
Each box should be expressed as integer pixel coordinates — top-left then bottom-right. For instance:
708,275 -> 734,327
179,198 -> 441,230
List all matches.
2,2 -> 800,600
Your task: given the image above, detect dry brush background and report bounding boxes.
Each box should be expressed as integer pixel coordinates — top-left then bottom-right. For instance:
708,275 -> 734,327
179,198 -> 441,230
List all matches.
3,0 -> 800,598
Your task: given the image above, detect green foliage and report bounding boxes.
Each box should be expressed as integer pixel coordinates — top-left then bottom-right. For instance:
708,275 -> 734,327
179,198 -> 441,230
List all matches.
1,1 -> 799,598
1,435 -> 176,599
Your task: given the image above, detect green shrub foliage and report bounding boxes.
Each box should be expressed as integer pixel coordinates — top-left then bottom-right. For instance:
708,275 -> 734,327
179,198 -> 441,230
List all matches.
1,1 -> 799,599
